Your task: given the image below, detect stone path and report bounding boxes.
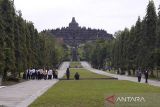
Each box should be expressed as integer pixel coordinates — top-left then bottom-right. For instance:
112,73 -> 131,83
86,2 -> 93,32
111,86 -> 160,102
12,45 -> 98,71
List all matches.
0,62 -> 70,107
81,61 -> 160,87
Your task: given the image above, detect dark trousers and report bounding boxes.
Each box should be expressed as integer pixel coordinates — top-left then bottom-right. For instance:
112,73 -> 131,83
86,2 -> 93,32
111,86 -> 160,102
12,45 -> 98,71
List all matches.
44,75 -> 47,80
27,74 -> 30,79
66,74 -> 70,80
138,76 -> 141,82
53,74 -> 57,79
48,75 -> 52,79
145,77 -> 148,83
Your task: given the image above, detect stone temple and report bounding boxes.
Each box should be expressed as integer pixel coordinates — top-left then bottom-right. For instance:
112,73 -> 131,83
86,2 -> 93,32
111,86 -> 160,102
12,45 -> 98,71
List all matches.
43,17 -> 113,61
44,17 -> 113,46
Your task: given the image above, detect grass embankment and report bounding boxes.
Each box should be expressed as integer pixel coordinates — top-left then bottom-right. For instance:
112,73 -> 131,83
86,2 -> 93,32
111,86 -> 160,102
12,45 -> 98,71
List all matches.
69,61 -> 82,68
63,69 -> 111,79
30,69 -> 160,107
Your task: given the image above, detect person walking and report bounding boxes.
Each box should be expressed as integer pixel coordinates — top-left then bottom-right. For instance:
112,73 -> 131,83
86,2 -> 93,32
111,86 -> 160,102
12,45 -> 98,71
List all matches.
53,69 -> 58,79
55,70 -> 58,79
66,68 -> 70,80
26,69 -> 30,79
52,69 -> 56,79
137,69 -> 142,82
43,69 -> 47,80
48,69 -> 53,79
144,70 -> 149,83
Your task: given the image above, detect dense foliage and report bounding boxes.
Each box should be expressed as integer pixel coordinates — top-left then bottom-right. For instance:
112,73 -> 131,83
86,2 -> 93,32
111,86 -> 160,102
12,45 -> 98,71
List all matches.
80,40 -> 113,69
82,0 -> 160,77
0,0 -> 65,80
112,0 -> 160,75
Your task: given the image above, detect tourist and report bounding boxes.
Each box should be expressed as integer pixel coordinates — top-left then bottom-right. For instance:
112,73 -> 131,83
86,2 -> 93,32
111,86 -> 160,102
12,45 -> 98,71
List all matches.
26,69 -> 30,79
40,69 -> 44,79
43,69 -> 47,80
31,69 -> 36,79
48,69 -> 53,79
55,70 -> 58,79
74,72 -> 80,80
66,68 -> 70,80
144,70 -> 149,83
53,69 -> 58,79
29,69 -> 33,79
37,70 -> 40,80
35,69 -> 38,80
137,69 -> 142,82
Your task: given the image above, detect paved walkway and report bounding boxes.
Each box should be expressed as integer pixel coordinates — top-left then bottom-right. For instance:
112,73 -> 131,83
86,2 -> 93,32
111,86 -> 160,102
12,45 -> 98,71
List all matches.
0,62 -> 70,107
81,61 -> 160,87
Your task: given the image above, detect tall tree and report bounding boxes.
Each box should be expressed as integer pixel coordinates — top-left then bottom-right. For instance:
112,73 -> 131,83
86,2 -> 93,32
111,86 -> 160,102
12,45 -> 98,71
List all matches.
128,26 -> 135,75
155,5 -> 160,69
157,5 -> 160,49
1,0 -> 16,79
17,12 -> 28,73
0,12 -> 5,76
25,22 -> 32,69
134,17 -> 143,68
145,0 -> 157,70
14,15 -> 21,77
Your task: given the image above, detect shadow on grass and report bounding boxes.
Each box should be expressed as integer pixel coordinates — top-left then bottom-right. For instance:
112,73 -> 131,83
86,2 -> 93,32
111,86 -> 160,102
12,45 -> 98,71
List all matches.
59,77 -> 118,80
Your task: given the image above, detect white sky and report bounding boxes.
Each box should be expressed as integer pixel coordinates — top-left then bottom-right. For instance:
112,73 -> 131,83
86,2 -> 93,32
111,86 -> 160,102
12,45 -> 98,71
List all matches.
14,0 -> 160,34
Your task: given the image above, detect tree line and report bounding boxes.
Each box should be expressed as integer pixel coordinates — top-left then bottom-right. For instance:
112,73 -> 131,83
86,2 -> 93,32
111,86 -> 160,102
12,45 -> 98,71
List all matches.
82,0 -> 160,77
80,40 -> 112,69
0,0 -> 65,81
112,0 -> 160,76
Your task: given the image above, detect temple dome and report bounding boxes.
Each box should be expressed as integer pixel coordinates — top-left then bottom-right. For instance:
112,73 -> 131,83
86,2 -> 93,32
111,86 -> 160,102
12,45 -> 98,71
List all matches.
69,17 -> 79,30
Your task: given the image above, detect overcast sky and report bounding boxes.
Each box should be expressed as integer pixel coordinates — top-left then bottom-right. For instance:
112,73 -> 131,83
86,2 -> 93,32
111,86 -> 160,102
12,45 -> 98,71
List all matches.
14,0 -> 160,34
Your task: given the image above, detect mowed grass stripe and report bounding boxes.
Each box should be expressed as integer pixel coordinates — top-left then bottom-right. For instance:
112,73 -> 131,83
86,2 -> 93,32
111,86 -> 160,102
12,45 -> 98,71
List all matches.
29,69 -> 160,107
69,61 -> 82,68
63,68 -> 111,79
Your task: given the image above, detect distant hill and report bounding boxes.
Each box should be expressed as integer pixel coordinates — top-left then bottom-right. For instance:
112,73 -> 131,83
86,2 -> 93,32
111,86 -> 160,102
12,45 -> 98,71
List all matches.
42,17 -> 113,46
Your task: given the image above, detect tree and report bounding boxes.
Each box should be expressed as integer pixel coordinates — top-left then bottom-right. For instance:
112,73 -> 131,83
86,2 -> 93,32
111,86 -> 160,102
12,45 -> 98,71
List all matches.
127,26 -> 135,75
14,15 -> 22,77
154,5 -> 160,77
134,17 -> 144,68
17,13 -> 28,74
111,1 -> 159,77
157,5 -> 160,50
112,31 -> 122,70
145,0 -> 157,71
82,39 -> 113,69
156,5 -> 160,68
1,0 -> 16,79
39,32 -> 65,69
0,13 -> 5,76
0,0 -> 67,81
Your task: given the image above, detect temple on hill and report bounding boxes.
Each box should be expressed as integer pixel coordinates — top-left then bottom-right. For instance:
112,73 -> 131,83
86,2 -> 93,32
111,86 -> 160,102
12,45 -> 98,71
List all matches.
44,17 -> 113,46
43,17 -> 113,61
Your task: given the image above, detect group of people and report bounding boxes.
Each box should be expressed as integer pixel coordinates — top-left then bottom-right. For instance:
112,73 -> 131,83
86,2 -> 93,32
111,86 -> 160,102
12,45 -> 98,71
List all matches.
23,68 -> 58,80
23,67 -> 80,80
136,69 -> 149,83
66,68 -> 80,80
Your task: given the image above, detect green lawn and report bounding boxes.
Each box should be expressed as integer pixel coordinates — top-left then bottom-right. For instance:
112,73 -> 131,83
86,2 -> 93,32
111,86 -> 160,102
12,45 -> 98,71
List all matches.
69,61 -> 82,68
63,68 -> 111,79
29,69 -> 160,107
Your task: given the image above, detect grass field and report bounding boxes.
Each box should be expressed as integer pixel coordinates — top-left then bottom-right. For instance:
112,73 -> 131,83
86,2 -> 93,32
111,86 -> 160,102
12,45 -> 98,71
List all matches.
63,69 -> 111,79
69,61 -> 82,68
29,69 -> 160,107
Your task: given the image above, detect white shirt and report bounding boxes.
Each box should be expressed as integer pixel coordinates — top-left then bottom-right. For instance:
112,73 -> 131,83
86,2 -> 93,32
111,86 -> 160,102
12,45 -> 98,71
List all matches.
48,70 -> 53,75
